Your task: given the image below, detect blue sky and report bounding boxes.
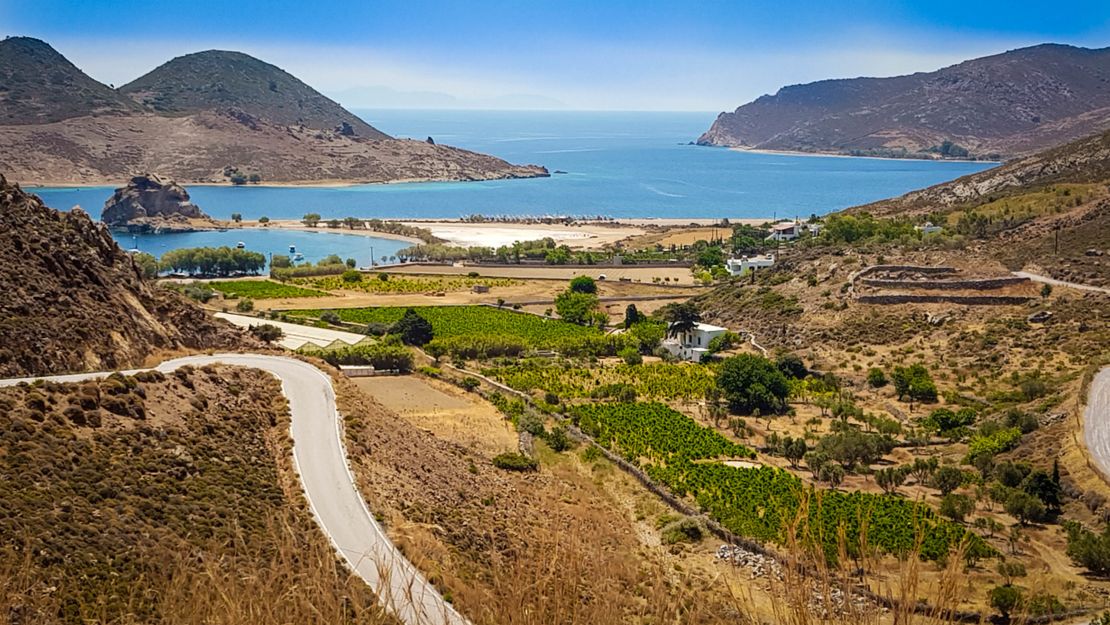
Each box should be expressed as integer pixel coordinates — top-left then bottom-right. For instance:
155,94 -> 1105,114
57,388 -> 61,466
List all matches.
3,0 -> 1109,111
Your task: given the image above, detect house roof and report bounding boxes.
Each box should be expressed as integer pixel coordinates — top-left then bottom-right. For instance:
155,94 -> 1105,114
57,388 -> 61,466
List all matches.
693,322 -> 728,333
770,222 -> 798,231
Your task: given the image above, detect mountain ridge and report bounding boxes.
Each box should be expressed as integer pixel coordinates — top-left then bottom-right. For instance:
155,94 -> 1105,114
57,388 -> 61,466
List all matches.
698,43 -> 1110,160
0,37 -> 547,185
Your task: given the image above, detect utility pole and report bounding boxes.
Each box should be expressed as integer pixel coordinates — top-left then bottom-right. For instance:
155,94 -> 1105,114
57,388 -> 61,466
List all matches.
1054,225 -> 1060,255
370,245 -> 374,268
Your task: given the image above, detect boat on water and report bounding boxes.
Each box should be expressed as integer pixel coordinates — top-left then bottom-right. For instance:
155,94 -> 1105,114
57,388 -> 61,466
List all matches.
293,252 -> 305,261
236,241 -> 245,249
289,244 -> 297,254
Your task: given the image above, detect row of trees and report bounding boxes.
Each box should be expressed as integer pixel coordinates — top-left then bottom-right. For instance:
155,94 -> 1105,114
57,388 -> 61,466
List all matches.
159,247 -> 266,277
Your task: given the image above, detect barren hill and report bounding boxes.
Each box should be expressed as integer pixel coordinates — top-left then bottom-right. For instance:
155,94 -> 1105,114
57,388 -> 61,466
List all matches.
120,50 -> 386,139
0,175 -> 246,376
0,38 -> 547,185
0,36 -> 143,124
699,44 -> 1110,160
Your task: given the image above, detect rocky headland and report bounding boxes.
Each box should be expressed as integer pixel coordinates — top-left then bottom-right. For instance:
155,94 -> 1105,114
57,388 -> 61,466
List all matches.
101,174 -> 220,233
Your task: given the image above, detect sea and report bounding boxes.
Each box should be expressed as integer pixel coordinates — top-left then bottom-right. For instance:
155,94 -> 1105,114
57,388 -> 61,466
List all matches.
33,110 -> 994,266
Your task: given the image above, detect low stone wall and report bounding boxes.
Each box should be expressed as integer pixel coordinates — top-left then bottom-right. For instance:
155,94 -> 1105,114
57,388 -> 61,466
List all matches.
857,294 -> 1033,305
851,264 -> 957,282
860,276 -> 1030,290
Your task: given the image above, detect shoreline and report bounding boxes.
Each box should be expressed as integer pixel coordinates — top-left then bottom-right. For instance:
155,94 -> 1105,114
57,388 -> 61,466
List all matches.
20,173 -> 550,190
724,146 -> 1002,164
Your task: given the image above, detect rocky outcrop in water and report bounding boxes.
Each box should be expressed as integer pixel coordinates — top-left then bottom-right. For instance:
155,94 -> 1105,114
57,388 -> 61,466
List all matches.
101,174 -> 219,233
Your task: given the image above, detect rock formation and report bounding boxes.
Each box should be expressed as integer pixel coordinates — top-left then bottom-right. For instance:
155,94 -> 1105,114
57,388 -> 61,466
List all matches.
101,174 -> 219,233
0,174 -> 247,376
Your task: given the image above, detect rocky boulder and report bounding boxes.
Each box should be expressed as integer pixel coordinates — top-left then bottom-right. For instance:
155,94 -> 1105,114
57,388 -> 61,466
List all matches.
101,174 -> 218,233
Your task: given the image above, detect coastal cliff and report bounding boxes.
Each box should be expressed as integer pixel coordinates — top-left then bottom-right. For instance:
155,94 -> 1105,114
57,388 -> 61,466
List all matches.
699,44 -> 1110,160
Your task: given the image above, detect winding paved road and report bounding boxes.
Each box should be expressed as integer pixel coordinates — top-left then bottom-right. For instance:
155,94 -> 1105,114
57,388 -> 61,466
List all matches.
0,354 -> 467,625
1083,368 -> 1110,482
1012,271 -> 1110,295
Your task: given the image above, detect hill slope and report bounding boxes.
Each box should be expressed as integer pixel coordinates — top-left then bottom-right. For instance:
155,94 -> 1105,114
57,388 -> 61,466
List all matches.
698,44 -> 1110,159
0,175 -> 246,376
0,38 -> 547,185
120,50 -> 387,139
0,36 -> 143,124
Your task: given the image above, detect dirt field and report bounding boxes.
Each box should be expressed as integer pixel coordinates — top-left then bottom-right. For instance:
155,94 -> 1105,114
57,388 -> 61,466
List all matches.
352,375 -> 517,456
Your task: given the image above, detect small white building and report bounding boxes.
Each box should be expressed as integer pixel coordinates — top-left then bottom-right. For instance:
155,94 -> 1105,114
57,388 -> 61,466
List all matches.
766,221 -> 800,241
726,253 -> 775,276
661,322 -> 728,362
915,221 -> 943,235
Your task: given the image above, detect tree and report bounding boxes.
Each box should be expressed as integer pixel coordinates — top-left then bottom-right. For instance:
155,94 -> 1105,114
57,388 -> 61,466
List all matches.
940,493 -> 974,522
302,213 -> 322,227
230,213 -> 242,223
716,354 -> 790,415
390,308 -> 434,346
891,363 -> 937,408
818,463 -> 845,488
258,216 -> 270,224
341,269 -> 362,283
131,252 -> 159,279
624,304 -> 643,329
661,302 -> 701,338
695,246 -> 725,268
1005,490 -> 1046,525
909,457 -> 939,484
250,324 -> 283,344
629,321 -> 665,353
875,466 -> 909,494
345,258 -> 356,268
989,585 -> 1022,620
569,275 -> 597,294
555,290 -> 599,325
1021,469 -> 1061,513
867,367 -> 888,388
271,254 -> 292,269
932,465 -> 965,495
775,353 -> 808,379
996,560 -> 1027,586
1040,283 -> 1053,299
783,436 -> 808,468
230,173 -> 248,185
1065,521 -> 1110,574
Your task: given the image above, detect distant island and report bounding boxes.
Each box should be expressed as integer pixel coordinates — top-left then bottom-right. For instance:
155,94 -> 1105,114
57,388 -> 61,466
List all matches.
0,37 -> 548,186
698,43 -> 1110,161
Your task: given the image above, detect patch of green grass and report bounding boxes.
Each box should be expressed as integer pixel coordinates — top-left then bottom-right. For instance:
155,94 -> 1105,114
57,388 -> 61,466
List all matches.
208,280 -> 328,299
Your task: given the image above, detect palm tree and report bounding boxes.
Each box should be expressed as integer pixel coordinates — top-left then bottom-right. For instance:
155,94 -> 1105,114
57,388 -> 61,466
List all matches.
663,302 -> 701,338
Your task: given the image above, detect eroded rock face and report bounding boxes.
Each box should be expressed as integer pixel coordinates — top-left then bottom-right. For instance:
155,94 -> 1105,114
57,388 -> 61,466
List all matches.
0,174 -> 247,376
101,174 -> 217,233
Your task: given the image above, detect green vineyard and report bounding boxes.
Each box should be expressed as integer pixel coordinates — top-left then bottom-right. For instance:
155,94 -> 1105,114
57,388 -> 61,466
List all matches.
485,361 -> 717,400
571,402 -> 991,562
207,280 -> 328,299
297,274 -> 516,294
288,306 -> 599,347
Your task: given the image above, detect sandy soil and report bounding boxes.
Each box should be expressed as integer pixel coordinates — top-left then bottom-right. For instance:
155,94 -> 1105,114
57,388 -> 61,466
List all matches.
399,221 -> 643,249
352,375 -> 517,457
238,221 -> 424,244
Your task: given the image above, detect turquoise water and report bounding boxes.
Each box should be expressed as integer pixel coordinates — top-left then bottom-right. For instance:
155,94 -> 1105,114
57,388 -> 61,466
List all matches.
118,228 -> 408,268
30,110 -> 994,262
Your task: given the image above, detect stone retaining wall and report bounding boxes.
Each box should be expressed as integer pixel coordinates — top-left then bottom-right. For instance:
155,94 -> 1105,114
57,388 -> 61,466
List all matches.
859,276 -> 1029,290
857,294 -> 1033,305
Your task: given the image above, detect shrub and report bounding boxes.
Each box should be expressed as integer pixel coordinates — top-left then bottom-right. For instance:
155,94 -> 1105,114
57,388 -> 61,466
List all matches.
320,311 -> 341,325
660,517 -> 705,544
1065,521 -> 1110,574
492,452 -> 538,472
236,297 -> 255,312
341,270 -> 362,283
939,493 -> 974,522
619,346 -> 643,366
319,343 -> 414,372
249,324 -> 283,344
545,425 -> 572,452
459,377 -> 480,392
989,585 -> 1022,619
569,275 -> 597,294
867,367 -> 888,387
390,308 -> 434,346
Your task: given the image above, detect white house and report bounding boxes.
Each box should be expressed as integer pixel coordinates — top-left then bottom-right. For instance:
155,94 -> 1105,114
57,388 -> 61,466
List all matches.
766,221 -> 800,241
726,253 -> 775,276
662,322 -> 729,362
915,221 -> 943,235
